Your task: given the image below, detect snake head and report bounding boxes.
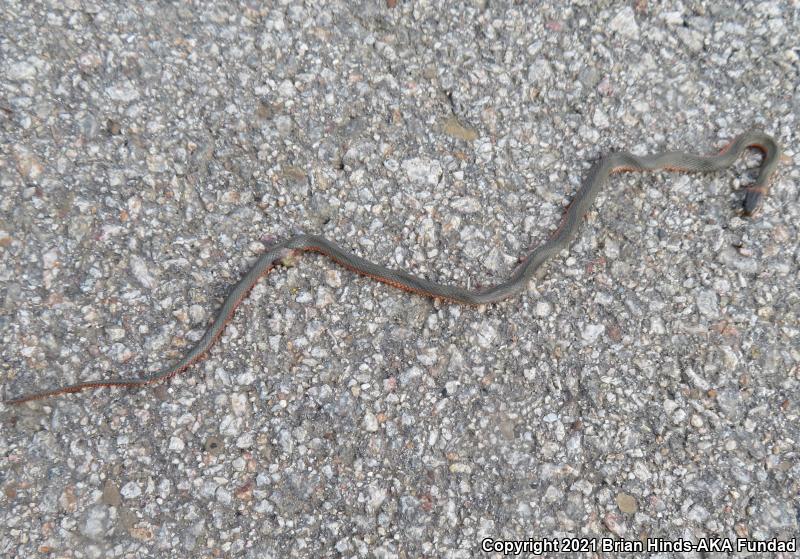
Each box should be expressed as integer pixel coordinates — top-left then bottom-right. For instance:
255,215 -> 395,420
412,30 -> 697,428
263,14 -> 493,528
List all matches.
742,188 -> 765,217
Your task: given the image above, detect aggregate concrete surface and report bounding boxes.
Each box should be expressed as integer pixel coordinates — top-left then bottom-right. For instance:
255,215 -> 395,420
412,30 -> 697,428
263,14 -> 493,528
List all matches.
1,1 -> 798,557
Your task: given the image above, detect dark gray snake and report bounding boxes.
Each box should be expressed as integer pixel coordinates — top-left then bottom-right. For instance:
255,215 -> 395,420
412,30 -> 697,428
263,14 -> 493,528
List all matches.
4,131 -> 781,404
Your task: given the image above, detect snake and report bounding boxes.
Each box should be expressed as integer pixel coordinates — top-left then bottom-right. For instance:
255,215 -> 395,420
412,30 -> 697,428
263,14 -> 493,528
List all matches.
3,130 -> 781,405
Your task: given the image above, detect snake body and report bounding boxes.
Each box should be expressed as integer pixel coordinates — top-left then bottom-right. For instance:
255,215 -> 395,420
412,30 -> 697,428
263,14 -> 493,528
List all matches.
4,131 -> 781,404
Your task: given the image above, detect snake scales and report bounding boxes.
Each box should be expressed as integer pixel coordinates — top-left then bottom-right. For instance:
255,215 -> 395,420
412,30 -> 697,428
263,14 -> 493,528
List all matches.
4,130 -> 781,404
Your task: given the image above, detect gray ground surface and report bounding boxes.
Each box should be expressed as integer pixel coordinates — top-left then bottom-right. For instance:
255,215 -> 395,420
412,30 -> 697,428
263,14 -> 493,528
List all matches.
1,1 -> 798,557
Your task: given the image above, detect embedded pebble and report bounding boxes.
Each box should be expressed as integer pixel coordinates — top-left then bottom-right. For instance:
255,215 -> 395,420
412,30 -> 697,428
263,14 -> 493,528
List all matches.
695,289 -> 719,319
473,321 -> 497,349
7,60 -> 38,80
363,412 -> 379,432
616,493 -> 638,514
325,270 -> 342,288
13,147 -> 44,180
188,304 -> 205,323
105,81 -> 140,102
534,301 -> 552,317
80,507 -> 109,540
101,481 -> 122,507
609,7 -> 640,39
401,157 -> 442,185
120,482 -> 142,499
527,58 -> 553,85
581,323 -> 605,344
129,256 -> 156,289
